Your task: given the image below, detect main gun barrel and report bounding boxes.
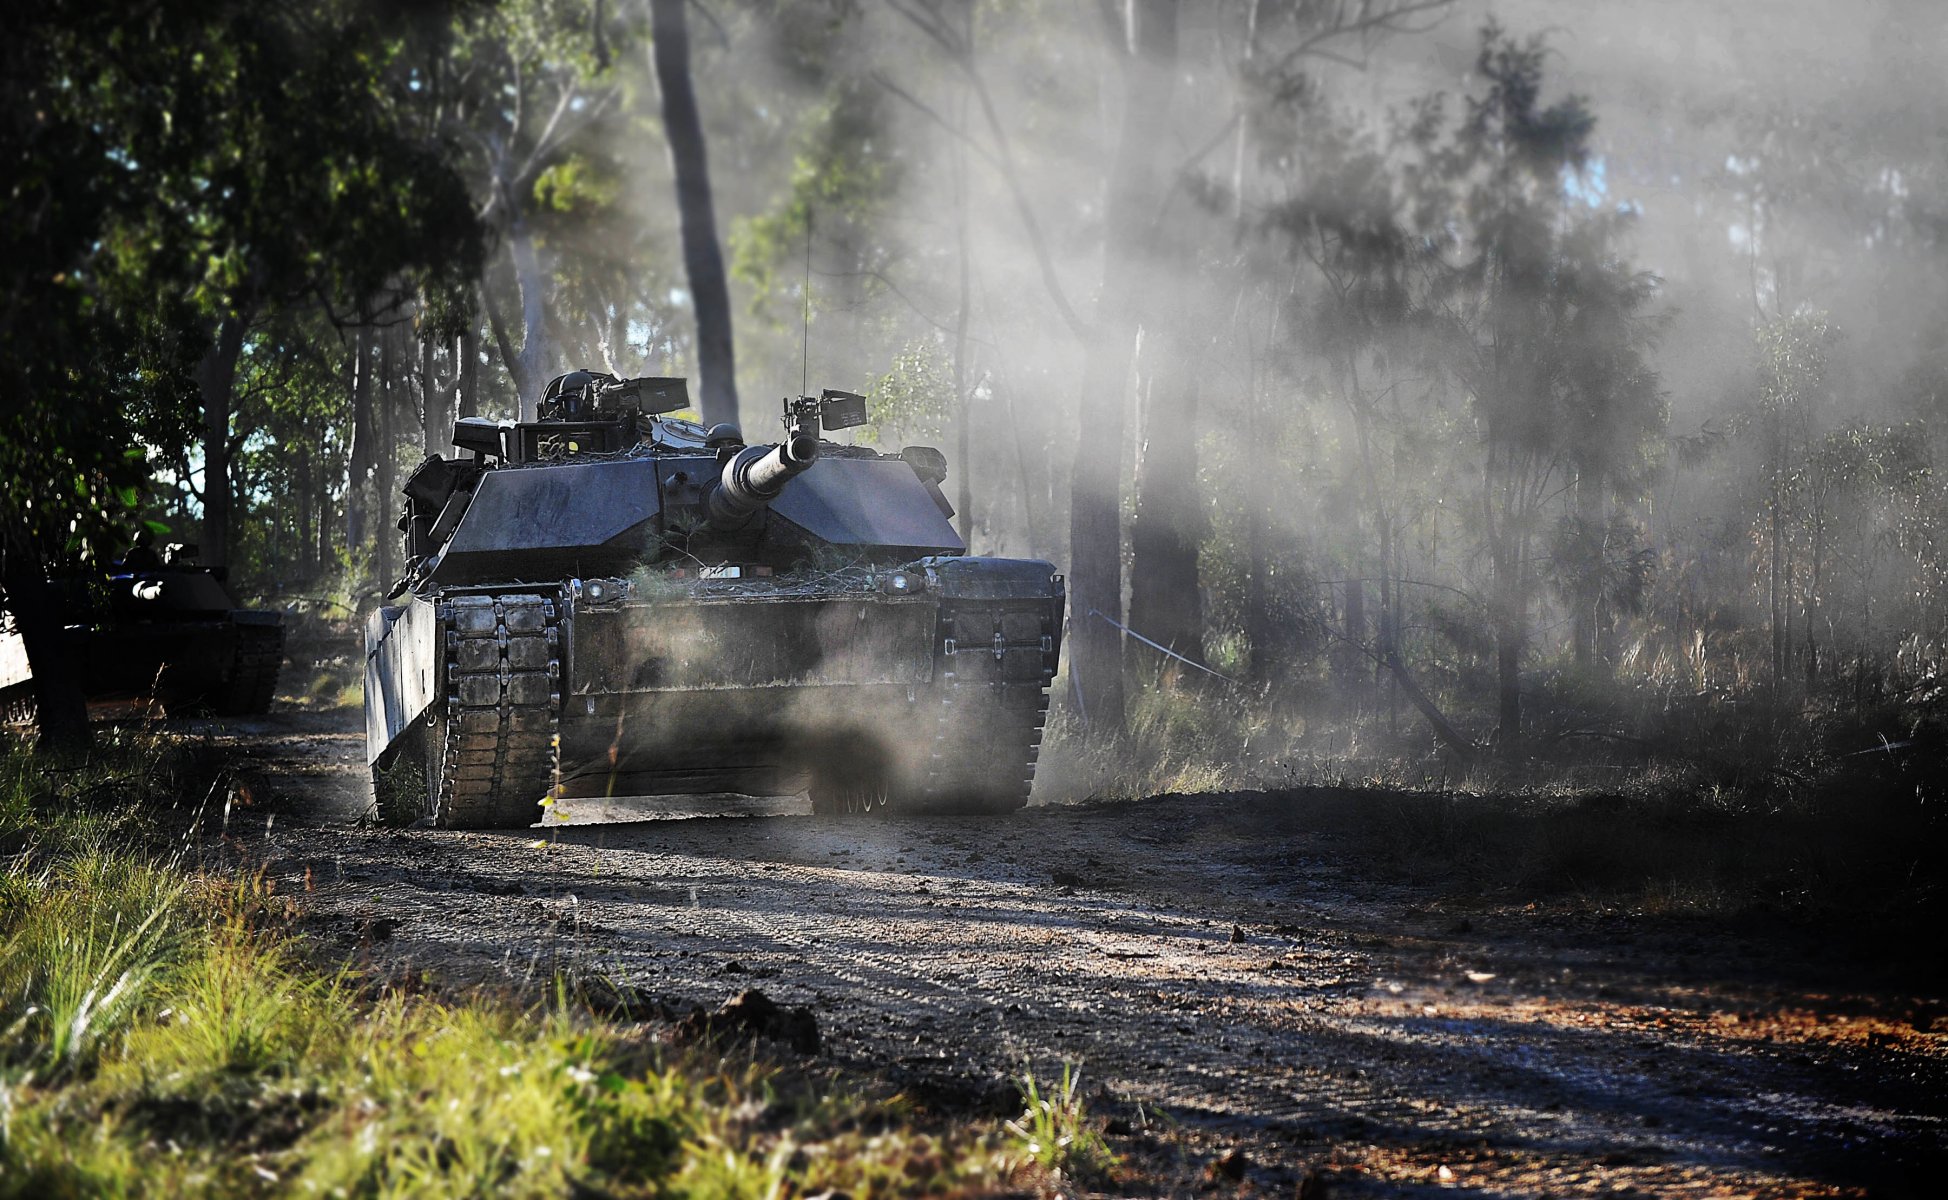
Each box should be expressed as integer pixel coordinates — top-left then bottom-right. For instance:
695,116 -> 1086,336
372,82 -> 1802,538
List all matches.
704,434 -> 820,530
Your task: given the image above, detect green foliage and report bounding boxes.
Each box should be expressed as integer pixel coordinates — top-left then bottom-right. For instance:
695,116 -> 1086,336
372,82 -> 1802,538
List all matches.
864,341 -> 954,443
732,80 -> 900,316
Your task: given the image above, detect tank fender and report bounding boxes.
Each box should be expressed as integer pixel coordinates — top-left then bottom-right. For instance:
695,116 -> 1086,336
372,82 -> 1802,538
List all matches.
364,597 -> 441,766
911,556 -> 1066,690
911,556 -> 1062,601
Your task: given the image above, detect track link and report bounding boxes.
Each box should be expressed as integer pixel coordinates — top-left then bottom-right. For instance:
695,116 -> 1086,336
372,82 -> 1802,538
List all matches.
435,592 -> 562,829
910,595 -> 1059,814
0,683 -> 36,731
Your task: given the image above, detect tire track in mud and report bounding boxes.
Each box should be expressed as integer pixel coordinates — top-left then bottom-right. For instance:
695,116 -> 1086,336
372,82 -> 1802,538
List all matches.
224,707 -> 1943,1198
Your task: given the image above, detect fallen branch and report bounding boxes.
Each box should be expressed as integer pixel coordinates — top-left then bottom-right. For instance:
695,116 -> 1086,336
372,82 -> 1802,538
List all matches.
1383,651 -> 1478,761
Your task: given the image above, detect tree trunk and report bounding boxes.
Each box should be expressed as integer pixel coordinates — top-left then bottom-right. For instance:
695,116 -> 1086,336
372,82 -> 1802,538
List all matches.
1244,299 -> 1279,687
1337,577 -> 1365,692
1067,0 -> 1178,733
1,528 -> 91,753
1492,529 -> 1525,752
197,313 -> 247,569
296,445 -> 315,581
1768,409 -> 1787,694
315,452 -> 332,575
420,320 -> 444,457
505,225 -> 552,420
1127,321 -> 1204,668
952,88 -> 974,546
649,0 -> 737,427
456,328 -> 478,419
347,322 -> 376,559
375,323 -> 398,588
1571,470 -> 1604,670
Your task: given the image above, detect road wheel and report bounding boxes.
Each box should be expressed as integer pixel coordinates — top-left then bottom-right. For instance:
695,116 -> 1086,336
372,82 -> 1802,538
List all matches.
807,739 -> 894,816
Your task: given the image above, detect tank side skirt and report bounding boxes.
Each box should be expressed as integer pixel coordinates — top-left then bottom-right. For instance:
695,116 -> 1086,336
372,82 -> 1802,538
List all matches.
435,591 -> 562,828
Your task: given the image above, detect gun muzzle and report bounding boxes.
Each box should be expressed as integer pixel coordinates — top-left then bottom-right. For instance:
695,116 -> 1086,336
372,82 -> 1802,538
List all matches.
705,434 -> 819,530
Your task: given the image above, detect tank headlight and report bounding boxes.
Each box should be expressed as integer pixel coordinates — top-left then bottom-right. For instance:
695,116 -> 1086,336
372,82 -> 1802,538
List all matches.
880,570 -> 924,595
581,577 -> 629,606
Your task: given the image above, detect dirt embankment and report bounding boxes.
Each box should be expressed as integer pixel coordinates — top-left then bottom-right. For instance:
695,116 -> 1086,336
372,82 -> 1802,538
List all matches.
210,706 -> 1945,1198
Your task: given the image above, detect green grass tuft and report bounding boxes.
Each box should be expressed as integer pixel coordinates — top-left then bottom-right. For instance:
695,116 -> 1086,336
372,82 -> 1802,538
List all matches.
1004,1063 -> 1117,1186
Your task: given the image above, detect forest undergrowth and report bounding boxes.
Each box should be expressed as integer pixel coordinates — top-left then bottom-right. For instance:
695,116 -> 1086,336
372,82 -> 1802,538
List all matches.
0,733 -> 1111,1199
1044,665 -> 1948,931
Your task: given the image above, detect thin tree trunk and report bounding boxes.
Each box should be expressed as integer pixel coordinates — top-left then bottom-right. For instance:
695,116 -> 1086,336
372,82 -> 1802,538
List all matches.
479,281 -> 528,407
375,323 -> 398,588
1484,450 -> 1524,750
649,0 -> 737,427
1493,526 -> 1525,750
197,313 -> 247,569
1346,385 -> 1389,706
603,302 -> 629,377
952,86 -> 973,545
1768,407 -> 1786,693
2,528 -> 91,753
347,322 -> 376,559
1244,295 -> 1279,687
506,227 -> 552,420
315,459 -> 331,576
1572,470 -> 1603,670
420,318 -> 443,457
296,444 -> 315,581
1127,320 -> 1204,668
1339,577 -> 1365,691
1067,0 -> 1178,732
456,328 -> 479,419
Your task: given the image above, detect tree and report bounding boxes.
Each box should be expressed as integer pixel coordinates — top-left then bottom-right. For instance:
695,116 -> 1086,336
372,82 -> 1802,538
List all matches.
1418,27 -> 1664,747
1751,312 -> 1834,690
1063,0 -> 1180,732
649,0 -> 738,426
0,2 -> 217,747
1128,0 -> 1456,684
138,5 -> 481,568
0,1 -> 481,746
449,0 -> 622,415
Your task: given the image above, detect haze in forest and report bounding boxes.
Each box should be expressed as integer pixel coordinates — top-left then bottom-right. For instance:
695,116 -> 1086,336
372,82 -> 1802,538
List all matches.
5,0 -> 1947,775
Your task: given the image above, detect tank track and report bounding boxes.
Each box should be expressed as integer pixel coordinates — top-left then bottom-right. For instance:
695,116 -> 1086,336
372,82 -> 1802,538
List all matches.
908,595 -> 1057,815
0,683 -> 36,730
216,624 -> 285,716
433,591 -> 562,829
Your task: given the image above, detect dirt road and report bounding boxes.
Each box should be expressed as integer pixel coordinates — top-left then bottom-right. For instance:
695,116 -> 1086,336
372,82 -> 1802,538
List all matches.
214,705 -> 1943,1198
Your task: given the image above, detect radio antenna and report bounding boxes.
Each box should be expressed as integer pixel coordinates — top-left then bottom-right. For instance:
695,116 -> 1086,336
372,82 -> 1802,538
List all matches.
800,206 -> 813,397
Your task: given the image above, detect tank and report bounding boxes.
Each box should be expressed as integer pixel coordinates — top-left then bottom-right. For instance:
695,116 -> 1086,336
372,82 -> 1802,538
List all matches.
364,370 -> 1064,828
0,543 -> 285,721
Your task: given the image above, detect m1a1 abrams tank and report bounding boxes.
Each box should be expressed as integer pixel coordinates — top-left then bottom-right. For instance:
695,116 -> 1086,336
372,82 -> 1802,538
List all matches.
0,540 -> 285,721
365,370 -> 1064,828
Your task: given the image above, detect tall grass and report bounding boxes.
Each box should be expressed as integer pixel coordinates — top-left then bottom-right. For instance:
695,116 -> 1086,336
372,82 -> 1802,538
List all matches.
0,734 -> 1072,1198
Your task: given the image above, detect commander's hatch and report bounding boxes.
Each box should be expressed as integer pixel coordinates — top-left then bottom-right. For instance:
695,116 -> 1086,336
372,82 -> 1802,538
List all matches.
452,375 -> 696,464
